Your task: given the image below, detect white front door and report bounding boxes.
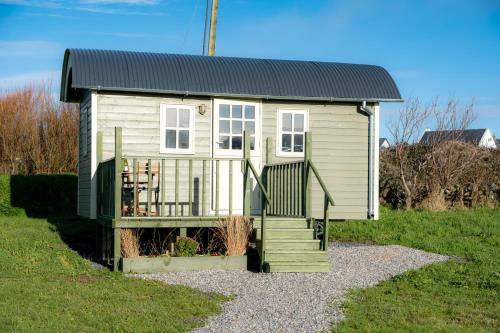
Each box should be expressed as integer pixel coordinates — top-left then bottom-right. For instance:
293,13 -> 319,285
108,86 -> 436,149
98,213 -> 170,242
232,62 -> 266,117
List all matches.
212,99 -> 261,215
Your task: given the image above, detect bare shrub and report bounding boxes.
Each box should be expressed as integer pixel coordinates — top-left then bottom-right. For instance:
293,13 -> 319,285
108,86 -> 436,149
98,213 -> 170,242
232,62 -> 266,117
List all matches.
121,229 -> 141,258
0,82 -> 78,175
214,215 -> 252,256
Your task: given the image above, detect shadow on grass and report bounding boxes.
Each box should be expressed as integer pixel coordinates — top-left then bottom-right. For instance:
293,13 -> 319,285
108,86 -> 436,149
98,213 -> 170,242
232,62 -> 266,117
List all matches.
5,174 -> 101,264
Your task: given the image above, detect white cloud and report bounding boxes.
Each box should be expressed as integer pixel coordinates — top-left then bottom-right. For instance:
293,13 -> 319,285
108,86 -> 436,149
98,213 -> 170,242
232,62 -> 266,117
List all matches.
0,40 -> 61,57
0,70 -> 60,91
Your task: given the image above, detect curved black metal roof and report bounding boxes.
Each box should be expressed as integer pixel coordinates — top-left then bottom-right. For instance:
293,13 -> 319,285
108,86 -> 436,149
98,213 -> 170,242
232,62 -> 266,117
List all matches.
60,48 -> 402,102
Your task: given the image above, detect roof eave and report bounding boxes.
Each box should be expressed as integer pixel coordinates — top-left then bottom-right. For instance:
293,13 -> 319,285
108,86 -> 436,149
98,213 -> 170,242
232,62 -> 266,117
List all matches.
75,85 -> 403,103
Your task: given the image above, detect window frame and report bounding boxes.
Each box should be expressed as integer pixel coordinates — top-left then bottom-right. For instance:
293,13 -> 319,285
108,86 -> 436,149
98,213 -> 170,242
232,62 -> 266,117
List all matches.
213,99 -> 260,157
82,106 -> 88,157
276,108 -> 309,157
160,104 -> 195,154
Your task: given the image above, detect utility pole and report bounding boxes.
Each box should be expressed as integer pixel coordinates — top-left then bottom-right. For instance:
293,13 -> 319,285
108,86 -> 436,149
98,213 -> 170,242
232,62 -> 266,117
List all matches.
208,0 -> 218,56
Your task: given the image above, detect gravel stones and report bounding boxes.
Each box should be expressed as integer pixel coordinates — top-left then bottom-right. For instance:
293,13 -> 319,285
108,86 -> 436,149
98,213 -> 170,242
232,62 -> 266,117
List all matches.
134,242 -> 449,333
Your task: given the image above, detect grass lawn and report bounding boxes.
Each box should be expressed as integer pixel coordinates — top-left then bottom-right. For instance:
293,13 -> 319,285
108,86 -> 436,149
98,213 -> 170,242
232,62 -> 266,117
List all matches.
329,207 -> 499,332
0,215 -> 228,333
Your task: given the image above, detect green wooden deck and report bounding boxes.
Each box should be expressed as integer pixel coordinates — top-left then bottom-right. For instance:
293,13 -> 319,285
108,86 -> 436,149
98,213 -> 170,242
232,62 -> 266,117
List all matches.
96,128 -> 334,273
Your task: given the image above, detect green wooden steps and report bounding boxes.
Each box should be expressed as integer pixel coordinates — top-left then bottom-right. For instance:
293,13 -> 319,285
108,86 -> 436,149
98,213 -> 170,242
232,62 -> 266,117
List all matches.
253,217 -> 330,273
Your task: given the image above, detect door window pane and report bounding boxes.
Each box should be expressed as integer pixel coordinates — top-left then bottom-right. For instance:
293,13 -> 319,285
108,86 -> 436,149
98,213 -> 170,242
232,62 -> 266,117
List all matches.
219,136 -> 230,149
293,134 -> 303,152
179,130 -> 189,149
166,130 -> 176,148
219,120 -> 230,134
294,114 -> 304,132
245,105 -> 255,119
250,136 -> 255,150
220,104 -> 230,118
282,113 -> 292,131
232,136 -> 242,150
232,120 -> 242,134
244,121 -> 255,134
232,105 -> 242,118
281,134 -> 292,152
165,108 -> 177,127
179,109 -> 190,128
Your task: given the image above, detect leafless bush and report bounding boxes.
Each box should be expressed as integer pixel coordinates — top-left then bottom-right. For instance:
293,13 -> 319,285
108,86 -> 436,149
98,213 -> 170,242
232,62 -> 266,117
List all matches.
214,215 -> 252,256
0,82 -> 78,175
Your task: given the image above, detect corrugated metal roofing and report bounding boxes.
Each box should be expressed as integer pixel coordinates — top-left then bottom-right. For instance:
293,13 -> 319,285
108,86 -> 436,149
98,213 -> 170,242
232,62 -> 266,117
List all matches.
60,48 -> 402,102
420,129 -> 487,145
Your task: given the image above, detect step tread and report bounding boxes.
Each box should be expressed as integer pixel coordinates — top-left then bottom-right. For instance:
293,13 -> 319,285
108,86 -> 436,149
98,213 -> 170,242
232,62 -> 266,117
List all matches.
266,250 -> 328,254
263,240 -> 320,243
266,261 -> 330,266
252,216 -> 307,220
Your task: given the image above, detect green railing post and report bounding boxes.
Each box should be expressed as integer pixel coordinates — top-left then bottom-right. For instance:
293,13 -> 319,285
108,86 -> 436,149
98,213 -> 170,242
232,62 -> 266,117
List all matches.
113,227 -> 121,271
303,132 -> 312,219
323,195 -> 329,251
243,131 -> 251,216
266,137 -> 272,165
114,127 -> 122,219
147,159 -> 153,217
260,169 -> 267,271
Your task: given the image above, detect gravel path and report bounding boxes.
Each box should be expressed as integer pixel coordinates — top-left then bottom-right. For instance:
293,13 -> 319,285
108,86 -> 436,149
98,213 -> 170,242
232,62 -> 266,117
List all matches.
134,242 -> 449,333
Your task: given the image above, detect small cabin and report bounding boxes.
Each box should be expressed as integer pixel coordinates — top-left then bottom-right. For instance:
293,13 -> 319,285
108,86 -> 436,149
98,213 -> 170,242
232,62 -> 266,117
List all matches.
60,49 -> 401,272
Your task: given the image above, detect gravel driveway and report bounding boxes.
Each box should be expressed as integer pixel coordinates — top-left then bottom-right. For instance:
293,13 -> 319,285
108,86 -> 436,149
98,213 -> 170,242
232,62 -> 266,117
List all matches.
135,242 -> 449,333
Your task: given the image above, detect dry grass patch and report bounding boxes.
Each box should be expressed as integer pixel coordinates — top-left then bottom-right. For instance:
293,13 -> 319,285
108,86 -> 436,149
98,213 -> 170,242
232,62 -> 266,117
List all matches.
121,228 -> 140,258
215,215 -> 252,256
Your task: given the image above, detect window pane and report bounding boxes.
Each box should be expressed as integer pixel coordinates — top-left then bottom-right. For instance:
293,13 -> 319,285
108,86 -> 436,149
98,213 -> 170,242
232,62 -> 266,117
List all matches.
179,130 -> 189,149
219,135 -> 230,149
232,136 -> 242,150
250,136 -> 255,150
166,129 -> 176,148
232,120 -> 242,134
220,104 -> 230,118
232,105 -> 242,118
282,113 -> 292,131
282,134 -> 292,152
244,105 -> 255,119
293,134 -> 303,152
244,121 -> 255,134
219,120 -> 230,134
179,109 -> 190,128
165,108 -> 177,127
294,114 -> 304,132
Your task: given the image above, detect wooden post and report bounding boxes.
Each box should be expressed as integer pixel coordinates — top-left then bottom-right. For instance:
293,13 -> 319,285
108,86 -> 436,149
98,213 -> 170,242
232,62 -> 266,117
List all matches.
113,227 -> 121,271
147,159 -> 152,217
304,132 -> 312,219
323,195 -> 329,251
243,131 -> 251,216
208,0 -> 218,56
114,127 -> 122,219
265,137 -> 272,165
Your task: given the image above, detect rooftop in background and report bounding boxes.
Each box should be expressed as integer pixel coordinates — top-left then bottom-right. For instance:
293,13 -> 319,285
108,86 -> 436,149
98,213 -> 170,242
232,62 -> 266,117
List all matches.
420,128 -> 497,148
60,49 -> 402,103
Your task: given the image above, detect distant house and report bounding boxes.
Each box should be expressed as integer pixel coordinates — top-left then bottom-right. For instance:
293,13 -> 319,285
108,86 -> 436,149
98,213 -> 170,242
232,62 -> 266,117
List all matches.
379,137 -> 390,150
420,128 -> 497,149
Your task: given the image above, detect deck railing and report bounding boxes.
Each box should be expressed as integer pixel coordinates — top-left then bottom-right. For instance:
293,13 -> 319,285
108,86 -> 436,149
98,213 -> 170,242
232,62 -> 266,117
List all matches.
262,132 -> 335,250
96,128 -> 263,220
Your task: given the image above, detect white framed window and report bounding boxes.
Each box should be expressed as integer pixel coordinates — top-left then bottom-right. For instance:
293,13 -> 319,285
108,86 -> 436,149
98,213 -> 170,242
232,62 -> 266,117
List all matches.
82,106 -> 88,156
276,109 -> 308,157
160,104 -> 195,154
213,99 -> 260,157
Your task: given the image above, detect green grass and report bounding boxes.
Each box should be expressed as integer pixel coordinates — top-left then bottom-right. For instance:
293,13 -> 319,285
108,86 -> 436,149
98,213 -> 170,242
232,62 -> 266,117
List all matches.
329,207 -> 499,332
0,215 -> 228,332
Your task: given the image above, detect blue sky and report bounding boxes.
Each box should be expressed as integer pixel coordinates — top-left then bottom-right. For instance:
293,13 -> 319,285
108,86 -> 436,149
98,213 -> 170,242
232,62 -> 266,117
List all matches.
0,0 -> 499,140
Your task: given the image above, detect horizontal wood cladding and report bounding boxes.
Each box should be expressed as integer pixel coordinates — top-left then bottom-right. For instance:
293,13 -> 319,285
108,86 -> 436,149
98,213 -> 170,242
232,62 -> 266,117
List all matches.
262,101 -> 371,220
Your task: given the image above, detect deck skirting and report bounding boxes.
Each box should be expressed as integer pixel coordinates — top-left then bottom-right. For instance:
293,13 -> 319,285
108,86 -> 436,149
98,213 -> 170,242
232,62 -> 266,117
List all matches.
122,255 -> 247,273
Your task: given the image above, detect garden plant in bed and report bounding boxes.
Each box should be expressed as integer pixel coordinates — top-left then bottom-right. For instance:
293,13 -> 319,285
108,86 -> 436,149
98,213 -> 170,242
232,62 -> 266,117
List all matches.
121,216 -> 253,273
